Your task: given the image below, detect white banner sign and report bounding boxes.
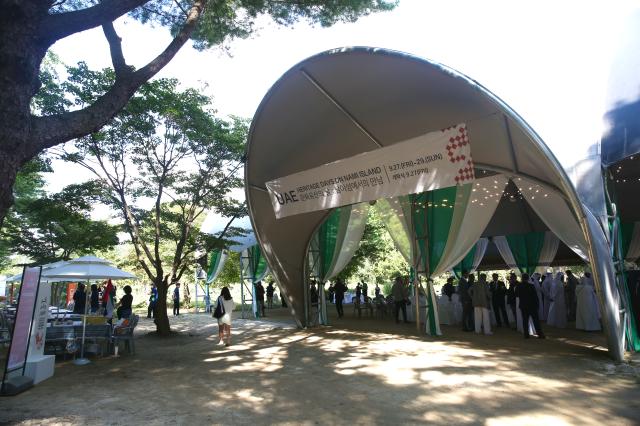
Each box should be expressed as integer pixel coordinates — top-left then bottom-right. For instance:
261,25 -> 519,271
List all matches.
266,123 -> 474,218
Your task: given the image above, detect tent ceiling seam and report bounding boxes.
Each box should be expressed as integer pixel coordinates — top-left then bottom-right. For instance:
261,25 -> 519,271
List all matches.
502,115 -> 519,173
299,68 -> 383,149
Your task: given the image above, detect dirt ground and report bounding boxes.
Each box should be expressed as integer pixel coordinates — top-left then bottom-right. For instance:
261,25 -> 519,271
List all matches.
1,306 -> 639,425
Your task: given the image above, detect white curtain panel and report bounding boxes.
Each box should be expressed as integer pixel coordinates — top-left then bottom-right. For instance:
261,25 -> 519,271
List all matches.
513,176 -> 589,261
625,222 -> 640,262
493,236 -> 519,271
471,238 -> 489,272
433,175 -> 509,276
375,196 -> 413,264
326,203 -> 370,280
535,231 -> 560,273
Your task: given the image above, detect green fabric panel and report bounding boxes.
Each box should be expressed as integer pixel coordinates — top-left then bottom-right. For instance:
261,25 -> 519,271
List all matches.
250,245 -> 268,283
207,250 -> 223,283
412,186 -> 457,275
620,221 -> 634,260
618,221 -> 640,350
452,245 -> 476,279
623,279 -> 640,351
318,208 -> 341,280
506,232 -> 545,275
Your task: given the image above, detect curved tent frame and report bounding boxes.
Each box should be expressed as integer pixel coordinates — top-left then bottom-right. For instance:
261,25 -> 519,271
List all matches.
245,47 -> 624,360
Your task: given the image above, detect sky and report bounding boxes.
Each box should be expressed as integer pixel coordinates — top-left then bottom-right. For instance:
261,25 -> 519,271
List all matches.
46,0 -> 638,223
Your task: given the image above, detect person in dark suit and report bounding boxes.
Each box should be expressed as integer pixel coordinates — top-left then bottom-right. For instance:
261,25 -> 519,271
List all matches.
334,278 -> 347,318
458,271 -> 474,332
173,282 -> 180,316
489,273 -> 509,327
515,273 -> 545,339
443,276 -> 455,301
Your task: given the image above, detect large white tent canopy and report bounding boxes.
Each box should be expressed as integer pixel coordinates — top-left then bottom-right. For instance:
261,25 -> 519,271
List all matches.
245,48 -> 623,360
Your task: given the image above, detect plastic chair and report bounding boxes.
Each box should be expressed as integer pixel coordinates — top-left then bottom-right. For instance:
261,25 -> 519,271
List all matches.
111,314 -> 138,355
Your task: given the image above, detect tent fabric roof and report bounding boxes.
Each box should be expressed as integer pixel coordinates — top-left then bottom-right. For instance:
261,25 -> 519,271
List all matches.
41,256 -> 136,281
244,47 -> 622,359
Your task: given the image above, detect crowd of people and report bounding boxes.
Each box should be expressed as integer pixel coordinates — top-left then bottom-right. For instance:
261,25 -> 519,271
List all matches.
70,279 -> 134,324
440,269 -> 601,338
313,268 -> 601,339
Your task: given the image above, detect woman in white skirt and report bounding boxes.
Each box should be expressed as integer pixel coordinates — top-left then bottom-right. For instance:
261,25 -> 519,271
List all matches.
215,287 -> 235,346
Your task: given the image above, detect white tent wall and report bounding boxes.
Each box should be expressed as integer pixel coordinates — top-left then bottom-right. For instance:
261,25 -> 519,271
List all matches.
470,238 -> 489,272
245,48 -> 624,360
493,236 -> 518,271
514,177 -> 589,260
374,197 -> 413,263
324,203 -> 370,281
536,232 -> 560,273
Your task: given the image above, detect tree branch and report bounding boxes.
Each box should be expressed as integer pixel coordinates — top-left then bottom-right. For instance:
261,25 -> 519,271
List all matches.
29,0 -> 207,158
102,22 -> 132,79
41,0 -> 151,43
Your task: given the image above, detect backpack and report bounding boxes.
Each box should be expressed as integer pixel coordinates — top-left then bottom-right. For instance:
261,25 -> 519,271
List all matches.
213,297 -> 226,319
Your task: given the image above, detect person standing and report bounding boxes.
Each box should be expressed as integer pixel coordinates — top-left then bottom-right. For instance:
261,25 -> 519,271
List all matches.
391,276 -> 409,323
355,283 -> 362,304
215,287 -> 235,347
489,273 -> 509,327
266,281 -> 275,309
173,282 -> 181,316
547,272 -> 567,328
470,273 -> 492,335
575,272 -> 601,331
516,273 -> 545,338
147,283 -> 158,318
443,276 -> 455,301
541,272 -> 554,321
328,282 -> 335,303
361,280 -> 369,302
255,281 -> 266,317
90,284 -> 100,314
506,274 -> 518,327
530,273 -> 545,321
374,283 -> 381,298
73,283 -> 87,315
103,279 -> 116,324
565,270 -> 579,321
459,270 -> 474,332
334,278 -> 347,318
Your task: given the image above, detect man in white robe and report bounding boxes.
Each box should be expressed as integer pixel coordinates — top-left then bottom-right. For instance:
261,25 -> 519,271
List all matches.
541,272 -> 554,321
547,272 -> 567,328
576,272 -> 601,331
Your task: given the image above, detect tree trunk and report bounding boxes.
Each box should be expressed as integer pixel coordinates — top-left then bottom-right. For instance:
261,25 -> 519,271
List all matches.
154,276 -> 171,336
0,2 -> 51,226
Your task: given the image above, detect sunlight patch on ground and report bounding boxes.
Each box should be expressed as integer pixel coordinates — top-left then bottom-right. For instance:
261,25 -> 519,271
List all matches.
486,414 -> 572,426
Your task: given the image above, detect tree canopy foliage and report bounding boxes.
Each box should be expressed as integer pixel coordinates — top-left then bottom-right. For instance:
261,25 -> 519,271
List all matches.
0,0 -> 397,227
49,62 -> 247,334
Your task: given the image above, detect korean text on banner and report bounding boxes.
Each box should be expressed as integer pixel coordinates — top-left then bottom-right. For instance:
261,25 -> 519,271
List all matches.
7,267 -> 41,372
265,123 -> 474,218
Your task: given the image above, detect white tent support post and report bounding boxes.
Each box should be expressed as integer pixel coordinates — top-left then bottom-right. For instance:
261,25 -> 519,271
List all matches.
194,270 -> 198,313
73,280 -> 91,366
239,251 -> 248,319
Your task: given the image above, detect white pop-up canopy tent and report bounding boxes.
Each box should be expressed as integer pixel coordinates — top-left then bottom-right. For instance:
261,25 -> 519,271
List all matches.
245,47 -> 625,360
41,256 -> 136,281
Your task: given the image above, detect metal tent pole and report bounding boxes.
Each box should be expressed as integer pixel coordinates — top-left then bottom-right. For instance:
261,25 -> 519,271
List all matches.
73,280 -> 91,366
